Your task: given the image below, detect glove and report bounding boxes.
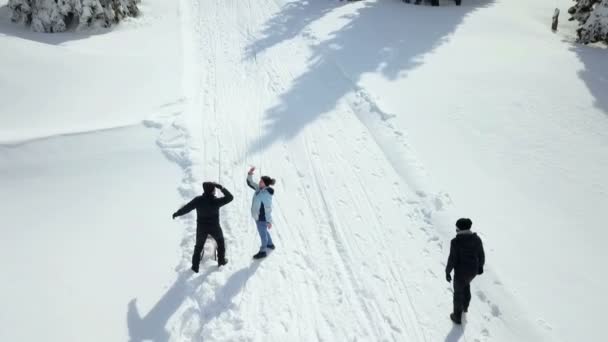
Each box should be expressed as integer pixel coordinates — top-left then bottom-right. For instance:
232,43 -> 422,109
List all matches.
478,267 -> 484,275
446,272 -> 452,283
214,183 -> 223,190
172,213 -> 178,220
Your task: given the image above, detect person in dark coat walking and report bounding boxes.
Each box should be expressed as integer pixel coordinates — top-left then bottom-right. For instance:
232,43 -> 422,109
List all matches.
445,218 -> 485,324
173,182 -> 234,272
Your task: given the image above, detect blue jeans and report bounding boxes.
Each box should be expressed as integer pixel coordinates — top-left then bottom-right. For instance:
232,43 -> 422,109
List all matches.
256,220 -> 273,252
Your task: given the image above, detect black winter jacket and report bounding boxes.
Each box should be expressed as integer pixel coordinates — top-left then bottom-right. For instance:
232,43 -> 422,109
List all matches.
174,188 -> 234,227
446,232 -> 485,276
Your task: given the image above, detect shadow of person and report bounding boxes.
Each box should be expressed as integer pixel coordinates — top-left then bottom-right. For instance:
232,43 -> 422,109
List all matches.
197,262 -> 261,324
444,323 -> 465,342
126,262 -> 261,342
126,268 -> 215,342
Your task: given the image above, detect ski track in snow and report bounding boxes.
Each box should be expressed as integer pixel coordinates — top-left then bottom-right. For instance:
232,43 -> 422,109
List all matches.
141,0 -> 548,341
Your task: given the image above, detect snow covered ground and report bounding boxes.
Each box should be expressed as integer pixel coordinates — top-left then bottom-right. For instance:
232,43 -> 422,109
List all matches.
1,0 -> 607,341
0,1 -> 185,341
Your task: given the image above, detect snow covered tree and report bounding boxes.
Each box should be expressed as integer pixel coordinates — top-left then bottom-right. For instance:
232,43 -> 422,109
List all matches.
569,0 -> 608,44
8,0 -> 140,33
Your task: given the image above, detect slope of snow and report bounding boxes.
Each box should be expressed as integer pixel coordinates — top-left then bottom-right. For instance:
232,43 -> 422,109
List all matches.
0,0 -> 181,143
0,1 -> 186,341
0,125 -> 183,342
2,0 -> 607,341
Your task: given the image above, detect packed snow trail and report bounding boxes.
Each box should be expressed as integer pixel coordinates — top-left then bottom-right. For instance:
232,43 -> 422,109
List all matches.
151,0 -> 552,341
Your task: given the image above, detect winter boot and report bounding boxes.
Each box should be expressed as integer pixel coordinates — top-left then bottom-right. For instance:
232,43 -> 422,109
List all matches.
450,313 -> 462,325
218,258 -> 228,267
191,264 -> 199,273
267,244 -> 276,250
253,251 -> 268,259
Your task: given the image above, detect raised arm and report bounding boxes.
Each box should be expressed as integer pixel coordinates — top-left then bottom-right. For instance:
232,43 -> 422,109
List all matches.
215,185 -> 234,207
247,173 -> 259,191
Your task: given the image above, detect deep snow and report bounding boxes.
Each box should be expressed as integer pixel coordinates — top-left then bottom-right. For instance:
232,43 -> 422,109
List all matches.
1,1 -> 184,341
1,0 -> 607,341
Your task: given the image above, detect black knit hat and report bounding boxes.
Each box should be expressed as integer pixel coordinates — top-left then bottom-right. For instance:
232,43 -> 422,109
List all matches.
260,176 -> 276,187
202,182 -> 215,194
456,218 -> 473,230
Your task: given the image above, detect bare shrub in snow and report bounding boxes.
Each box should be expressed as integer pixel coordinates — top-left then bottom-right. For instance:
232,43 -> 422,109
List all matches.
569,0 -> 608,44
8,0 -> 140,33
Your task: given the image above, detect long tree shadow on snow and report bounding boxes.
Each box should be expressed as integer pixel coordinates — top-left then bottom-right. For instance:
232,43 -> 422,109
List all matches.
127,263 -> 260,342
246,0 -> 495,155
572,44 -> 608,117
245,0 -> 337,60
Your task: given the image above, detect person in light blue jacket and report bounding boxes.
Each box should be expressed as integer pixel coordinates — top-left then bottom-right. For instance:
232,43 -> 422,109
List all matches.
247,166 -> 276,259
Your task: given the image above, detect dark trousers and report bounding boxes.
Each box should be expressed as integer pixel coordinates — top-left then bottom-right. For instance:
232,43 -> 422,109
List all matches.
453,273 -> 476,320
192,225 -> 225,268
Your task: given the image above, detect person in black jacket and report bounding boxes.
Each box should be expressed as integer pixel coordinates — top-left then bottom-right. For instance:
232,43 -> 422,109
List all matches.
172,182 -> 234,272
445,218 -> 485,324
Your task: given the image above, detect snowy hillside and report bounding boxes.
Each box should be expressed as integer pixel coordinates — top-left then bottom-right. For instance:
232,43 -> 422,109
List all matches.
1,0 -> 607,341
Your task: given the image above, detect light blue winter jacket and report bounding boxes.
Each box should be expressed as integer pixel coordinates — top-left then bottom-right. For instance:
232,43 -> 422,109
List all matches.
247,174 -> 274,223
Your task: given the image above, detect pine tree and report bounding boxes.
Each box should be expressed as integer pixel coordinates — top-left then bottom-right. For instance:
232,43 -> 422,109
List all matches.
8,0 -> 140,33
569,0 -> 608,44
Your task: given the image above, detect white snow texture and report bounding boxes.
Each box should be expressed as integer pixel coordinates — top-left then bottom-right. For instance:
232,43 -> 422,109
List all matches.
1,0 -> 607,341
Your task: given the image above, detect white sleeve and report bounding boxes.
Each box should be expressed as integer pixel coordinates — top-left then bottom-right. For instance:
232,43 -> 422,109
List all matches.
247,174 -> 259,191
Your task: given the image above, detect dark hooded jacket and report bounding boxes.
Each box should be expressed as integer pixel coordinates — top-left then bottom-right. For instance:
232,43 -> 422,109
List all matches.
173,188 -> 234,227
446,231 -> 485,276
